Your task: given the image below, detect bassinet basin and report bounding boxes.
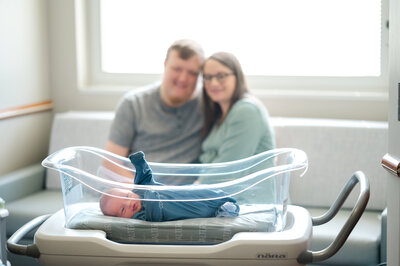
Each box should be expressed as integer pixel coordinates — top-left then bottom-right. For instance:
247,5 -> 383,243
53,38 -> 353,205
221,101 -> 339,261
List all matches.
42,146 -> 308,239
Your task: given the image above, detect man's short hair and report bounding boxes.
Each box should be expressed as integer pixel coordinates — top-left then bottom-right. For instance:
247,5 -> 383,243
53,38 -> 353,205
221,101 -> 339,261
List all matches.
166,39 -> 205,62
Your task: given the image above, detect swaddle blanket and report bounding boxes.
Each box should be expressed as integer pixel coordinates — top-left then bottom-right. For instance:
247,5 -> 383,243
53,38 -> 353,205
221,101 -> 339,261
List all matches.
129,151 -> 240,222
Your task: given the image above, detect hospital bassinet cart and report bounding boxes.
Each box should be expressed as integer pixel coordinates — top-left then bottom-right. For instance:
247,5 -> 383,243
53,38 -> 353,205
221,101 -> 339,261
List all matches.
7,147 -> 369,266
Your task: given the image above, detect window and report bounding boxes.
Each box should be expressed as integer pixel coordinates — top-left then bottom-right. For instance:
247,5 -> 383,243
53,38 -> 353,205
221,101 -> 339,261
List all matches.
78,0 -> 388,94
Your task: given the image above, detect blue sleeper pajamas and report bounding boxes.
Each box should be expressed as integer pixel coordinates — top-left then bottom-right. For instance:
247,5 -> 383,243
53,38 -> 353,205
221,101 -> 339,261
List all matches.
129,151 -> 240,222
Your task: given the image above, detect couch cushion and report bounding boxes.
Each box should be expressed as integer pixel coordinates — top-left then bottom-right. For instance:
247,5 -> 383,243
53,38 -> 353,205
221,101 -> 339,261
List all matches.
6,189 -> 63,237
307,207 -> 381,265
46,111 -> 114,188
272,117 -> 387,211
0,164 -> 45,203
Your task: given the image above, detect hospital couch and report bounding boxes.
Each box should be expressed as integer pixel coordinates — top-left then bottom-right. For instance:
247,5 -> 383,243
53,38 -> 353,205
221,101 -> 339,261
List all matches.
0,111 -> 387,266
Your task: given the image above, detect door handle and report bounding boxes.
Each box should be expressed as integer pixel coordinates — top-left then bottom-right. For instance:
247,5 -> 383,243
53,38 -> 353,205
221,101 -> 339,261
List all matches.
382,153 -> 400,177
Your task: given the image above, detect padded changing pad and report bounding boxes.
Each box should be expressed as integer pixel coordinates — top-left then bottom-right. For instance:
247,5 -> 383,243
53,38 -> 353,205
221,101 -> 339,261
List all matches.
67,204 -> 279,244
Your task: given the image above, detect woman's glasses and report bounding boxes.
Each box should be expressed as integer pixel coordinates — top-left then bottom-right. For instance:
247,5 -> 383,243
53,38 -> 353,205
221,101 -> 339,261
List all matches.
203,73 -> 234,84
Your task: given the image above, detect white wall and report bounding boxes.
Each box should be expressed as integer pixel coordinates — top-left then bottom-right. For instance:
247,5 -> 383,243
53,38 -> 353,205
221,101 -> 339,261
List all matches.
48,0 -> 122,113
0,0 -> 52,176
386,0 -> 400,263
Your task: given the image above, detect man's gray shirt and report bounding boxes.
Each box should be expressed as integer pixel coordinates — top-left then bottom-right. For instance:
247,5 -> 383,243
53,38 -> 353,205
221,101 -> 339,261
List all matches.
109,83 -> 203,164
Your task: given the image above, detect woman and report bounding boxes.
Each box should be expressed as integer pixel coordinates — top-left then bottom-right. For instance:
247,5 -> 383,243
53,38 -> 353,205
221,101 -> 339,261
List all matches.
198,52 -> 276,203
199,52 -> 275,164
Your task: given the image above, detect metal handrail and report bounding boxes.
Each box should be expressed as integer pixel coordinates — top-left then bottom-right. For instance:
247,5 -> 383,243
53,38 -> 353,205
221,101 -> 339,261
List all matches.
7,214 -> 51,258
297,171 -> 370,264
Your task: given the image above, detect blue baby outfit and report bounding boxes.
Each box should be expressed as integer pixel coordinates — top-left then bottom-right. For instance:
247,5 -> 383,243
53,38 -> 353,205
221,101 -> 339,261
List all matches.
129,151 -> 240,222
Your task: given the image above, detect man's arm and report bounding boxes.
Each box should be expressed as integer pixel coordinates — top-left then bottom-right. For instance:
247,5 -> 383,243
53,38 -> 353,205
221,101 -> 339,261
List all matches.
106,140 -> 129,157
102,140 -> 135,182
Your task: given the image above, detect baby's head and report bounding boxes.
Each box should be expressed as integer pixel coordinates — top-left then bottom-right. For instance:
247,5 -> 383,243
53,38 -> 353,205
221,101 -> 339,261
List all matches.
99,188 -> 142,218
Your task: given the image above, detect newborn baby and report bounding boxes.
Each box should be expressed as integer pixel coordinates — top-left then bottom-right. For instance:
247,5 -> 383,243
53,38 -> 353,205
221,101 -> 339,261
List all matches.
100,151 -> 240,222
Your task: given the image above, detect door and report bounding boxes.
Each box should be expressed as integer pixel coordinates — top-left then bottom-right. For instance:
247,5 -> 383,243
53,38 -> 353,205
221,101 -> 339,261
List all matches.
384,0 -> 400,264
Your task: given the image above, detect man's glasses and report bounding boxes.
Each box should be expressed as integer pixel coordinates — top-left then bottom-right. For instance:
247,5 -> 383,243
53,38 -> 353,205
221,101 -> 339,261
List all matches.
203,73 -> 234,83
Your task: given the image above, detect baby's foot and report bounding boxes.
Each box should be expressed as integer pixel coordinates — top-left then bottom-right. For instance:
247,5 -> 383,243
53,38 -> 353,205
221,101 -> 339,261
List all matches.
129,151 -> 145,162
129,151 -> 153,185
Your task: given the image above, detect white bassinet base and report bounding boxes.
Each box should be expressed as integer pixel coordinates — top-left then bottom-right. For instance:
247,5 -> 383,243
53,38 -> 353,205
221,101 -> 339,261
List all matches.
34,205 -> 312,266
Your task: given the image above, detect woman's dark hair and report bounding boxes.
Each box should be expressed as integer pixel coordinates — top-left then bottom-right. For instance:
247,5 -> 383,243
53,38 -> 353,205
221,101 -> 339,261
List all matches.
202,52 -> 249,137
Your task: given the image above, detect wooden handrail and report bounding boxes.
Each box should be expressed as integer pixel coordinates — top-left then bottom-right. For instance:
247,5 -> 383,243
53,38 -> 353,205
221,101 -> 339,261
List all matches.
0,100 -> 53,120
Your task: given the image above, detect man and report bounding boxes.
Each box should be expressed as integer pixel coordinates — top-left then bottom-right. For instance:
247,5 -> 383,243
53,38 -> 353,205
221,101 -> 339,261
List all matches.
105,39 -> 205,173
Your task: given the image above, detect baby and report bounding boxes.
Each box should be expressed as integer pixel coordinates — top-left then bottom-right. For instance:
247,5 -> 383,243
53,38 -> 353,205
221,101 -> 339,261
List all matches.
100,151 -> 240,222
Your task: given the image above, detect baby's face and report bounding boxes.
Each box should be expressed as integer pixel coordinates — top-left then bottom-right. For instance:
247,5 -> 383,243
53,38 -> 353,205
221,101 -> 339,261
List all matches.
103,188 -> 142,218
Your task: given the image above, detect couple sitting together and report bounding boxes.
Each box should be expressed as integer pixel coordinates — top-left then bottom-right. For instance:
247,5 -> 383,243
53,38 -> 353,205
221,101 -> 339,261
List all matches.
100,39 -> 276,221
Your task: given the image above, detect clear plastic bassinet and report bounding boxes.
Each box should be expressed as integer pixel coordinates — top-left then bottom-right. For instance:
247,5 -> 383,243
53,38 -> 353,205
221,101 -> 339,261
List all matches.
42,146 -> 308,242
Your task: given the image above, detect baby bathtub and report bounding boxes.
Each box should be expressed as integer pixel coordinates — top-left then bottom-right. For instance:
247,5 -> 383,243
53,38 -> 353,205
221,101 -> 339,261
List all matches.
7,147 -> 369,265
